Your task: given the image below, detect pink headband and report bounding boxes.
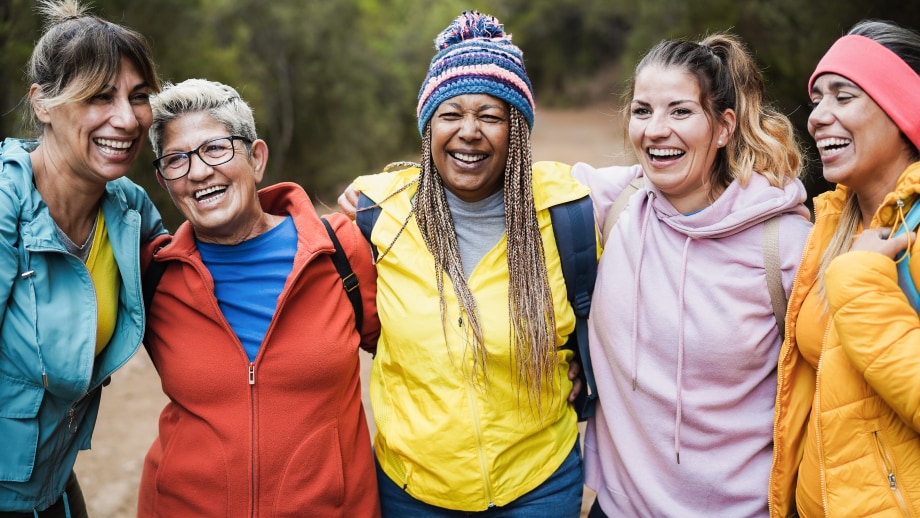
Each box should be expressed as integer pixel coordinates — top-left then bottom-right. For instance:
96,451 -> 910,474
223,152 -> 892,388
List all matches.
809,34 -> 920,150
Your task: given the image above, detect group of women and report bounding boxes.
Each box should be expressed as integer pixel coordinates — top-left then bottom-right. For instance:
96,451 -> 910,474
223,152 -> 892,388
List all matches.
1,0 -> 919,516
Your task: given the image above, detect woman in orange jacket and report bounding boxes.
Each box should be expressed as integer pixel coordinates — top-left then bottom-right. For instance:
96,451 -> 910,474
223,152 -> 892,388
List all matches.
139,79 -> 381,517
769,20 -> 920,517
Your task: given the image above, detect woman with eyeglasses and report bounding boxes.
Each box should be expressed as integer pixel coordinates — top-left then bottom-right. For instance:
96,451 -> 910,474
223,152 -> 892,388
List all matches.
0,1 -> 165,516
138,78 -> 381,517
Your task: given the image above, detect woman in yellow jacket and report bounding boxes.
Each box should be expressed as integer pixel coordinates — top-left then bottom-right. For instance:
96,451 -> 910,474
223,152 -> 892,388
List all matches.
344,11 -> 586,517
769,20 -> 920,517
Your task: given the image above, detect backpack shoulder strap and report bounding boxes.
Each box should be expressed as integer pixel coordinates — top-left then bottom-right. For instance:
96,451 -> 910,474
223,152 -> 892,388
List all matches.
142,254 -> 168,369
763,215 -> 787,340
321,216 -> 363,334
355,193 -> 381,261
602,177 -> 643,244
894,200 -> 920,311
549,195 -> 598,420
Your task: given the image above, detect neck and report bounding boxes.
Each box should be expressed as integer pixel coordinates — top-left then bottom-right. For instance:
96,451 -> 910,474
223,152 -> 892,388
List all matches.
198,212 -> 282,246
30,147 -> 104,244
854,155 -> 915,227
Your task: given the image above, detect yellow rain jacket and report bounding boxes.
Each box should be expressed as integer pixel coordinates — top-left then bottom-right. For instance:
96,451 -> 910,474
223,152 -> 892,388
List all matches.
770,161 -> 920,517
354,162 -> 585,511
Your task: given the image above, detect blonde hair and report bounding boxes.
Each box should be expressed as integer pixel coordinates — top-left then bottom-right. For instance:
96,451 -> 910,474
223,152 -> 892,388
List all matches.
26,0 -> 160,134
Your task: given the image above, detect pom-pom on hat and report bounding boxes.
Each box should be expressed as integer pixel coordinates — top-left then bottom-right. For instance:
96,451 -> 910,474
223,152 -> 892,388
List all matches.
416,11 -> 535,135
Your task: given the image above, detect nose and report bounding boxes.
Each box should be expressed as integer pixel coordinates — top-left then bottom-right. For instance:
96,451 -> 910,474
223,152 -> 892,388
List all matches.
458,114 -> 481,140
109,97 -> 141,132
807,97 -> 833,135
645,112 -> 671,139
186,152 -> 214,181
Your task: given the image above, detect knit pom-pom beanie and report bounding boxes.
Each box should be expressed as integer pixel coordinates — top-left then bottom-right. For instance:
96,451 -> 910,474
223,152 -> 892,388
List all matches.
417,10 -> 535,134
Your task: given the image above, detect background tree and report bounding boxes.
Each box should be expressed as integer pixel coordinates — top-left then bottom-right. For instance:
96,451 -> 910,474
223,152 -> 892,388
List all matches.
2,0 -> 919,227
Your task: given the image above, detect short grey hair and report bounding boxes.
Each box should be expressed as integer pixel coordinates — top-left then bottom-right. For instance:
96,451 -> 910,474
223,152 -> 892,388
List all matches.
148,78 -> 257,157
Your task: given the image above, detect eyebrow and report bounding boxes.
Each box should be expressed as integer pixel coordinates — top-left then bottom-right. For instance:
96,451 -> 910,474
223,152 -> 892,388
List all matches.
811,78 -> 859,95
99,81 -> 151,93
631,99 -> 698,107
439,102 -> 506,112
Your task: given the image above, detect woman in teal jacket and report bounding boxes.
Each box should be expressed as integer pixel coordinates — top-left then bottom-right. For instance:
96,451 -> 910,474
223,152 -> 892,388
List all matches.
0,1 -> 165,515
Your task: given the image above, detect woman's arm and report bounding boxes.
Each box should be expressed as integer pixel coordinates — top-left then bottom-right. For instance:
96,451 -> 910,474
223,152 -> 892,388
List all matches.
826,240 -> 920,432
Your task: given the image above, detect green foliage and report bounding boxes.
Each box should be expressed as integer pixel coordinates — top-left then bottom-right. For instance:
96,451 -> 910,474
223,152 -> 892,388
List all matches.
3,0 -> 920,225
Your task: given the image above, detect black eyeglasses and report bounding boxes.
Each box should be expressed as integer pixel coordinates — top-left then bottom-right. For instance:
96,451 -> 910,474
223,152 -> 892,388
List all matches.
153,135 -> 251,180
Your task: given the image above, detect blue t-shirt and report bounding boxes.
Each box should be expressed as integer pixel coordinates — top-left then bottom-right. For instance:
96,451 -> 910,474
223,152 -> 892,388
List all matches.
197,216 -> 296,361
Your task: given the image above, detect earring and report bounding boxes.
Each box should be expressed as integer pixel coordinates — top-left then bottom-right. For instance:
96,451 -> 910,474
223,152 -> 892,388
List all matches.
718,139 -> 724,146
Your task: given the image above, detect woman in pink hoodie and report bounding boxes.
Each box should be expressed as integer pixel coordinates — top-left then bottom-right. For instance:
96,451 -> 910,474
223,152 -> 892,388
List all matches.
574,33 -> 812,516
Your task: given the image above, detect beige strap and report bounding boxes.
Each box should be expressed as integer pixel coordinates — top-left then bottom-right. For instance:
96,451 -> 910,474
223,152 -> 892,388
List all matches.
763,215 -> 786,339
602,178 -> 643,244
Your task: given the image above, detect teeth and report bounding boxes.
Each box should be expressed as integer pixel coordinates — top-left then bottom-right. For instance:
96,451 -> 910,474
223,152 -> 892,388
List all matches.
452,152 -> 486,163
195,185 -> 226,200
94,138 -> 132,150
816,137 -> 851,149
648,148 -> 684,157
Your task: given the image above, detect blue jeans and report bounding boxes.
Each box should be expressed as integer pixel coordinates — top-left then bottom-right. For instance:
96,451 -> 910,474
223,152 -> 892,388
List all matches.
376,440 -> 584,518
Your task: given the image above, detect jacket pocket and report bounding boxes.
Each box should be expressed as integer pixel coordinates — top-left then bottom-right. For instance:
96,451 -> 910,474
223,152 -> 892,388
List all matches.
0,376 -> 43,482
275,423 -> 346,517
873,430 -> 911,516
152,415 -> 229,517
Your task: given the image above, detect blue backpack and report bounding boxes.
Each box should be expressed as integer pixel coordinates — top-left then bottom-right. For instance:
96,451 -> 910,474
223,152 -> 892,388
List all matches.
356,192 -> 599,420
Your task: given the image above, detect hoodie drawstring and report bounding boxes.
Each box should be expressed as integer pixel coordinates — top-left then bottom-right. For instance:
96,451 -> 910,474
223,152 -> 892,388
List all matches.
630,194 -> 656,390
674,236 -> 692,464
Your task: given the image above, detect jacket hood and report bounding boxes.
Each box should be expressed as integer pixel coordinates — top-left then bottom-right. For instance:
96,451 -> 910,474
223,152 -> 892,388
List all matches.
814,161 -> 920,226
155,182 -> 328,261
649,172 -> 809,239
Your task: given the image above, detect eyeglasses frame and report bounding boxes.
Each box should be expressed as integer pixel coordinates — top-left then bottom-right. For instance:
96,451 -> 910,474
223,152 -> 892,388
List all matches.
153,135 -> 252,181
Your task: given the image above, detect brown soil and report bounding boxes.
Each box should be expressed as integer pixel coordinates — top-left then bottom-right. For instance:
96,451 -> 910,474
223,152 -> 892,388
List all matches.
73,104 -> 629,517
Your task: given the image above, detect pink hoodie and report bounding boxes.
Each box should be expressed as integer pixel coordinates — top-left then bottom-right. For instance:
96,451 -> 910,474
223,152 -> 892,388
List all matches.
573,163 -> 811,517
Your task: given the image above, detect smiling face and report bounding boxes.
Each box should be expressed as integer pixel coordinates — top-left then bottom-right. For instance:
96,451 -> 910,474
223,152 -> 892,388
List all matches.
808,73 -> 913,193
32,57 -> 152,186
629,65 -> 734,213
157,112 -> 269,244
429,94 -> 510,202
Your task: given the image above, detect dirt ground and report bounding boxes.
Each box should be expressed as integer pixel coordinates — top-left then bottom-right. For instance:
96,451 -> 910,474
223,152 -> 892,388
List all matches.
73,103 -> 632,517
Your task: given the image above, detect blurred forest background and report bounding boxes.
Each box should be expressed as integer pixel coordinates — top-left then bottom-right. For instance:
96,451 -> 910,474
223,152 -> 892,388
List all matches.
2,0 -> 920,229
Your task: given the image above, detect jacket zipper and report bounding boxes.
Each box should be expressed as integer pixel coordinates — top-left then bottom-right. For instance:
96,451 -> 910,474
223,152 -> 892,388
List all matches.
874,431 -> 911,516
466,383 -> 495,507
768,225 -> 815,518
250,361 -> 257,518
815,323 -> 832,518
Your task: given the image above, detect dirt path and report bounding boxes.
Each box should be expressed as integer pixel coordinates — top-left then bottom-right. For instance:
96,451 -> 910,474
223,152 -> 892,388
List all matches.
74,104 -> 630,517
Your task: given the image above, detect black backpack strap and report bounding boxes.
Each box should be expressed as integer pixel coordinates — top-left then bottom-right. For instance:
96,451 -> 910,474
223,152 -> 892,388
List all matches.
142,253 -> 168,369
321,217 -> 363,335
549,195 -> 598,420
355,193 -> 381,261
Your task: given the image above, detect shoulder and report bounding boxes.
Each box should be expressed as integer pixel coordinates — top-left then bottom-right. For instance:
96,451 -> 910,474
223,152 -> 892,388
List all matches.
353,165 -> 420,201
106,177 -> 155,207
531,161 -> 590,210
569,162 -> 644,204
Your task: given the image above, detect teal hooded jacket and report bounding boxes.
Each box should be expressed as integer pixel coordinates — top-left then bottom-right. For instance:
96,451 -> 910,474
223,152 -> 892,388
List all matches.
0,138 -> 166,512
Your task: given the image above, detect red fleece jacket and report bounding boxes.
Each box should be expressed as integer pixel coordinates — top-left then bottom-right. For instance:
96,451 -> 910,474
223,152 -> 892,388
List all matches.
138,182 -> 380,517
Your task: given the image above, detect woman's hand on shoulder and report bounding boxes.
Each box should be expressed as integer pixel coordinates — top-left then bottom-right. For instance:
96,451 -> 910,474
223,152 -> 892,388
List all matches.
337,184 -> 360,221
851,227 -> 916,259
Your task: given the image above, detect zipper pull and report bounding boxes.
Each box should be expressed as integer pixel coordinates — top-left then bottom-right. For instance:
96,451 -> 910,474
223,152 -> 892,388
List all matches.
889,472 -> 897,490
67,407 -> 77,434
249,363 -> 255,385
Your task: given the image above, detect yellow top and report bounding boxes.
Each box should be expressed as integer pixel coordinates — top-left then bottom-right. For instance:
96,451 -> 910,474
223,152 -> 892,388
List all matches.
86,208 -> 120,355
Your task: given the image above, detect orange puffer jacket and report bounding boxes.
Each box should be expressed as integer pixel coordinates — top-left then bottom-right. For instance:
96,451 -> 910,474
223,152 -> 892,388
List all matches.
769,162 -> 920,517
